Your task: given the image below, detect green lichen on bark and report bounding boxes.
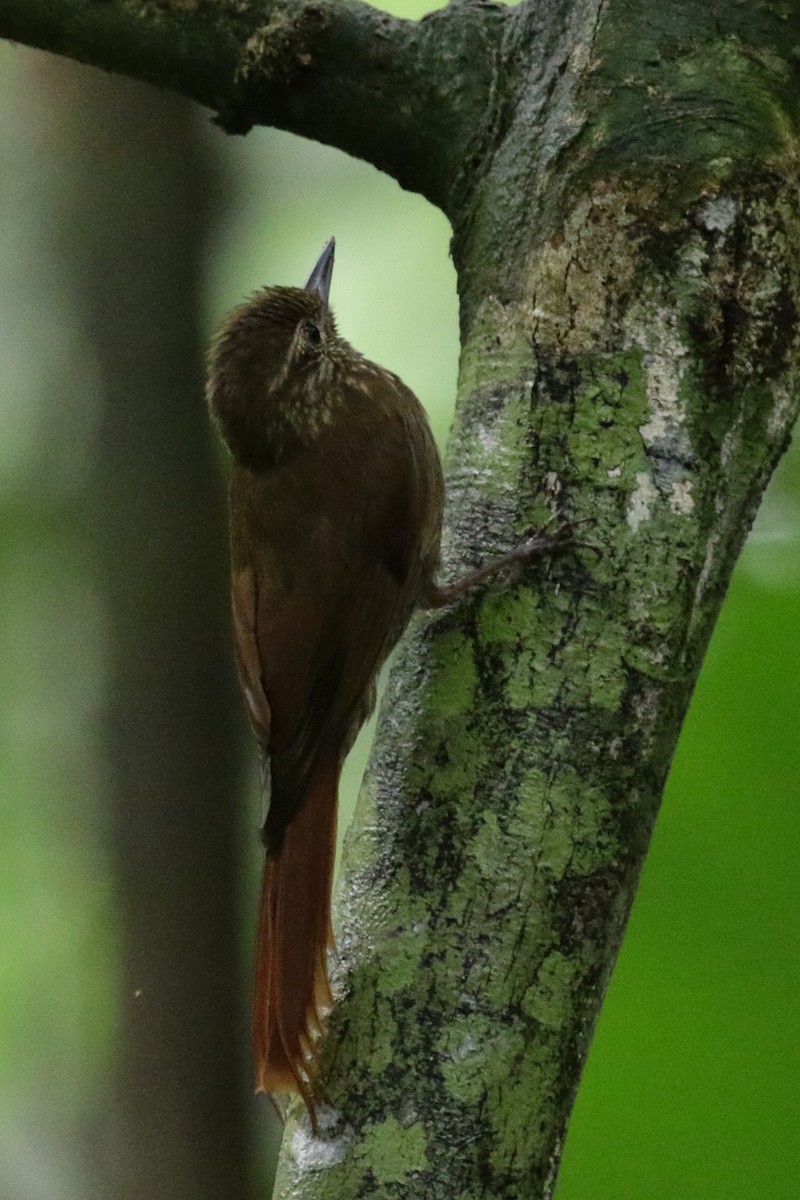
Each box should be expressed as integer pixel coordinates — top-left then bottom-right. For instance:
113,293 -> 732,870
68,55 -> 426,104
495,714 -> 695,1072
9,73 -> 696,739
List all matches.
272,6 -> 800,1198
274,166 -> 800,1199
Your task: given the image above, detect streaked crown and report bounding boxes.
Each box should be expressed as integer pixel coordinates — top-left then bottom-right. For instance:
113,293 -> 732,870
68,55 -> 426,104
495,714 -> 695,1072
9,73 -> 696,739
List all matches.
207,240 -> 346,471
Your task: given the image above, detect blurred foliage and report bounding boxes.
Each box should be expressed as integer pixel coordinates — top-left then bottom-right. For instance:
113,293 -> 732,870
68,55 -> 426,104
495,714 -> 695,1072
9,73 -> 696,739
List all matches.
0,45 -> 115,1199
1,1 -> 799,1194
558,564 -> 800,1198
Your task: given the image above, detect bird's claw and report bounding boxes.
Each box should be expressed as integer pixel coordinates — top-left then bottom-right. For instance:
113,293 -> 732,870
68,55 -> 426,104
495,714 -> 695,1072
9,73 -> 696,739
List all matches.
516,515 -> 601,562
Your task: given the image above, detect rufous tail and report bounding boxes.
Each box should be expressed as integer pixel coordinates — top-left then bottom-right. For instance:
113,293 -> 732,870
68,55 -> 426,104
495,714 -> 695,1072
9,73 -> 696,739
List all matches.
252,757 -> 339,1129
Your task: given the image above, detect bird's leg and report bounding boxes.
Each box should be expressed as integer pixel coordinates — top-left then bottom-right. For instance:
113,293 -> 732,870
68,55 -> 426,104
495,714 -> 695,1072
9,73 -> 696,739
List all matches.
423,516 -> 598,610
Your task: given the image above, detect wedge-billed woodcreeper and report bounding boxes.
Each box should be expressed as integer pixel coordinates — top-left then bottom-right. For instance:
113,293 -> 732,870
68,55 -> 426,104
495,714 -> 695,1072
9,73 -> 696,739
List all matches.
207,239 -> 584,1129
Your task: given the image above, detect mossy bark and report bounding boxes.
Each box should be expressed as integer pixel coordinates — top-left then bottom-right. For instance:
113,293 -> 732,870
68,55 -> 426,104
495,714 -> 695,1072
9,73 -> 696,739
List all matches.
273,192 -> 800,1198
271,4 -> 800,1198
1,0 -> 799,1196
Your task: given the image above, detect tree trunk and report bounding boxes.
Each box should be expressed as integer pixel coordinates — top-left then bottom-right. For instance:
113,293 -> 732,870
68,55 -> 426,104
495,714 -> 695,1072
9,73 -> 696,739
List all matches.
1,1 -> 798,1197
272,6 -> 800,1197
51,58 -> 254,1200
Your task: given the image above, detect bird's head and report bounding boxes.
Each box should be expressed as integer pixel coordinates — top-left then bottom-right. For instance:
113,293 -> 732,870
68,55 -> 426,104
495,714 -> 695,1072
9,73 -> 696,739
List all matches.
207,239 -> 346,470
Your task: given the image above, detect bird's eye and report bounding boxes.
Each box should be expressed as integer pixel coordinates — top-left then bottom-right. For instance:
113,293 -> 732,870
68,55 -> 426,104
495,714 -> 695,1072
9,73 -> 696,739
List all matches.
303,322 -> 322,346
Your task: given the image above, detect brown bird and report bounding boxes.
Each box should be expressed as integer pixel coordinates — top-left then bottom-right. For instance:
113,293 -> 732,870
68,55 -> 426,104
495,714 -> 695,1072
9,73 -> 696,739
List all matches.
207,239 -> 584,1128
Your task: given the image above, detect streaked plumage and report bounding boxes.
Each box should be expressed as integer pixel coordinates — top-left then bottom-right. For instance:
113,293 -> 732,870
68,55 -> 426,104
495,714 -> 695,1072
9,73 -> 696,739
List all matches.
207,241 -> 443,1126
207,240 -> 589,1129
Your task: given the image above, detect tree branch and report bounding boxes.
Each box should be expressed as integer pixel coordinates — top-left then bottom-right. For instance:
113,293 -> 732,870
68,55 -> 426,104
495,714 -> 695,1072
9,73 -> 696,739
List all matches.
0,0 -> 509,210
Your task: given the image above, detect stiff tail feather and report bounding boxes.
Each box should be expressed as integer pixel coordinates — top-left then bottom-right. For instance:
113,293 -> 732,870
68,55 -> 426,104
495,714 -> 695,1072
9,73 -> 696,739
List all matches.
252,756 -> 339,1129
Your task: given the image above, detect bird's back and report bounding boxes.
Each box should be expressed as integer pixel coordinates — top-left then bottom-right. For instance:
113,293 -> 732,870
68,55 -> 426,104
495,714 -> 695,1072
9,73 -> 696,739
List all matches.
230,369 -> 443,848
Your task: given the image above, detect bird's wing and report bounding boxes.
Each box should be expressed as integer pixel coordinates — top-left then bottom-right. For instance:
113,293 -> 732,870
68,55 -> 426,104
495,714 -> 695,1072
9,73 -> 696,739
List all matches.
254,525 -> 409,850
231,564 -> 271,748
237,403 -> 439,850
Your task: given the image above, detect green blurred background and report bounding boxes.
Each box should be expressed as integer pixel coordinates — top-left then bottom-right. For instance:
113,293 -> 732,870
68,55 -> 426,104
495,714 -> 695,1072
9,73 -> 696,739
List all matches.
0,4 -> 798,1196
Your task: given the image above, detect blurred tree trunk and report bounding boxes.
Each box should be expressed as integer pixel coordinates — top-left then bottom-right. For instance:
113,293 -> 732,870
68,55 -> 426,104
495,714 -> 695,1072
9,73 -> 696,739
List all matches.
43,59 -> 254,1200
